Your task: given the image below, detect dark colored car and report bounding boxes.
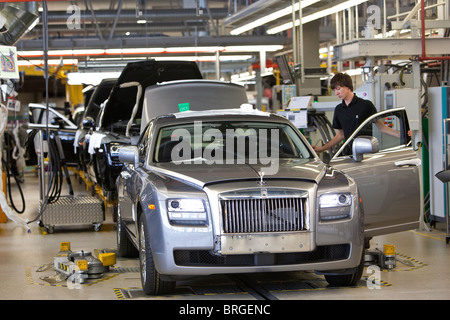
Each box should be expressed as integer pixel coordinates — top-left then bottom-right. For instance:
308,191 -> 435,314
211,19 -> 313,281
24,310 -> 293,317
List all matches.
89,60 -> 203,201
74,78 -> 116,185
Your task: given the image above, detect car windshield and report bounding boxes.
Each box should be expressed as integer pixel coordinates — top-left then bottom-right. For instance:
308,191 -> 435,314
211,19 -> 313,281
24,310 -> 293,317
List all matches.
153,120 -> 312,164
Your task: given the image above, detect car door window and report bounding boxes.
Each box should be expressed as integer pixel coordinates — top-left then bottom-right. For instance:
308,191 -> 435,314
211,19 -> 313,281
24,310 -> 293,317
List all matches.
333,108 -> 411,158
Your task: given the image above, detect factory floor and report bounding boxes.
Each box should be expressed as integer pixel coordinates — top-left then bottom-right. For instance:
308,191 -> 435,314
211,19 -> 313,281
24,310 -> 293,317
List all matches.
1,170 -> 450,303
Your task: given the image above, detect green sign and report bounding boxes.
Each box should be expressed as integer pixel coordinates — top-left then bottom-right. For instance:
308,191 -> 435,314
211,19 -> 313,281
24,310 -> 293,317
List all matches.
178,102 -> 190,112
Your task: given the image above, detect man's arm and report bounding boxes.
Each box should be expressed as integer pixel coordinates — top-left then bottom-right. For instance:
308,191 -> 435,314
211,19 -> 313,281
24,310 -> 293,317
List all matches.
312,129 -> 345,153
374,119 -> 400,138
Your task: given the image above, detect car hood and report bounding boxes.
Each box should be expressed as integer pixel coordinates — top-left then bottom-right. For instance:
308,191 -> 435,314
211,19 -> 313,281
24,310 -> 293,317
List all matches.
148,159 -> 326,188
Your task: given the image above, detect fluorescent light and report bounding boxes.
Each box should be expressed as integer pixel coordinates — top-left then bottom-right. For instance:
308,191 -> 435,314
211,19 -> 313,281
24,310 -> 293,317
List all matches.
72,49 -> 106,56
89,57 -> 142,62
18,50 -> 43,57
47,49 -> 74,56
165,46 -> 224,53
344,68 -> 362,76
153,55 -> 253,62
230,0 -> 320,35
18,45 -> 283,59
268,0 -> 369,34
27,17 -> 40,32
17,48 -> 263,58
231,67 -> 274,82
105,48 -> 165,54
319,46 -> 333,54
44,49 -> 107,56
137,19 -> 147,24
219,55 -> 253,61
301,0 -> 369,24
85,55 -> 252,65
224,45 -> 283,52
67,72 -> 122,85
18,59 -> 78,66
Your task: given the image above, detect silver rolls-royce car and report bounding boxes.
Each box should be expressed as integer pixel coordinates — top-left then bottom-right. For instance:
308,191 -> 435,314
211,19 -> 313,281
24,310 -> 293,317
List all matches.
114,106 -> 420,295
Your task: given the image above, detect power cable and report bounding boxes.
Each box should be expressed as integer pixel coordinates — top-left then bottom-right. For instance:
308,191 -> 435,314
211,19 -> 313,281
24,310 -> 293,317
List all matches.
0,103 -> 29,231
1,157 -> 25,214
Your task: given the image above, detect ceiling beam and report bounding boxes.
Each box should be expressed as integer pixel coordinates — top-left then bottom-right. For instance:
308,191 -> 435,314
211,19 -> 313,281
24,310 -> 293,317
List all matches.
43,8 -> 229,24
16,35 -> 286,53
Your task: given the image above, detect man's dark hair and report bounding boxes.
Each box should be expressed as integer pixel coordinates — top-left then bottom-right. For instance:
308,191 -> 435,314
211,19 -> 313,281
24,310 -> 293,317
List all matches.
330,73 -> 353,91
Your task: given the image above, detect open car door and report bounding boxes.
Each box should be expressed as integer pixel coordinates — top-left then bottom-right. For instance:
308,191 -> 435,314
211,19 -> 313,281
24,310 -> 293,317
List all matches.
330,107 -> 421,238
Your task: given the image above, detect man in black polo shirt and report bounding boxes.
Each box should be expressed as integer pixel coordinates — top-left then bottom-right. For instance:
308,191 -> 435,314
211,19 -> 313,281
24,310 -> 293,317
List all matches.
312,72 -> 377,154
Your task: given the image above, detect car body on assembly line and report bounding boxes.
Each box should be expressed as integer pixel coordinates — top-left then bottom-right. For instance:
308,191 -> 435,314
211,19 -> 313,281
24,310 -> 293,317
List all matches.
90,73 -> 248,203
74,78 -> 116,186
87,60 -> 203,201
114,105 -> 421,295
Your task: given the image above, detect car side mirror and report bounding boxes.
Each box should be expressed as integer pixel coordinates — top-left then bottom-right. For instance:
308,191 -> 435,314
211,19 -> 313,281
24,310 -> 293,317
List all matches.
436,169 -> 450,183
112,145 -> 139,167
352,136 -> 379,162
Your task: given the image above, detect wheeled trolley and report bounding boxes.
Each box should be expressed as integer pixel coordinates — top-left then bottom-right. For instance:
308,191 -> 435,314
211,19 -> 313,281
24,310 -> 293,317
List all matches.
39,196 -> 104,233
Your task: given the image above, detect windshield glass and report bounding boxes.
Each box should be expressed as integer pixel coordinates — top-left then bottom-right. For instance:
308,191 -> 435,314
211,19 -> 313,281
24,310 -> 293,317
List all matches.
153,121 -> 312,164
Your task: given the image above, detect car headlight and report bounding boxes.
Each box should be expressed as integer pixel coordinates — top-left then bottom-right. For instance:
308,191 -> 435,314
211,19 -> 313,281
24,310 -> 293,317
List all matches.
167,199 -> 207,225
319,193 -> 352,221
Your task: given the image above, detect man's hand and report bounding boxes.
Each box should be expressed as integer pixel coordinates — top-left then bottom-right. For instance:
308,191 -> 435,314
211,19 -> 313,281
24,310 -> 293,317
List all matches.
312,145 -> 325,153
311,129 -> 344,155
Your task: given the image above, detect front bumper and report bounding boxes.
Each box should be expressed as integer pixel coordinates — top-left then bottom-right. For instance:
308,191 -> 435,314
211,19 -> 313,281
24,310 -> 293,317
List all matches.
145,208 -> 362,277
143,180 -> 363,277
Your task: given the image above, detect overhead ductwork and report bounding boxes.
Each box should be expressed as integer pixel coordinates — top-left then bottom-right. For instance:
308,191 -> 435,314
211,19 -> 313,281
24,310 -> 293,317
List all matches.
0,2 -> 40,46
44,8 -> 228,24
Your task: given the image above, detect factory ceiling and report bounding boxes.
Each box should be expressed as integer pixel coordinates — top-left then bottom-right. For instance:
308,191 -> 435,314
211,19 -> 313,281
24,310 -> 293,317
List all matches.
1,0 -> 422,76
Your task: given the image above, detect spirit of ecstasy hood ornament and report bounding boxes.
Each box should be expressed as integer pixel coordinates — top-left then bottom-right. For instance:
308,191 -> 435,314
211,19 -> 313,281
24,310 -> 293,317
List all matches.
257,170 -> 266,186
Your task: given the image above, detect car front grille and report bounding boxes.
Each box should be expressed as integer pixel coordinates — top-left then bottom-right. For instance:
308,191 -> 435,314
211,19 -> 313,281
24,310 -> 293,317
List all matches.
219,197 -> 309,233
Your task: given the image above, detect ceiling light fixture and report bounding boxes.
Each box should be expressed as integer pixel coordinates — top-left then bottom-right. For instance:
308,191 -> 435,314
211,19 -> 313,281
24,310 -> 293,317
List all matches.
164,46 -> 224,53
151,55 -> 253,62
66,54 -> 255,85
223,45 -> 284,52
267,0 -> 369,34
18,45 -> 284,59
230,0 -> 321,35
67,71 -> 122,85
104,48 -> 165,55
18,59 -> 78,66
87,55 -> 253,63
47,49 -> 107,56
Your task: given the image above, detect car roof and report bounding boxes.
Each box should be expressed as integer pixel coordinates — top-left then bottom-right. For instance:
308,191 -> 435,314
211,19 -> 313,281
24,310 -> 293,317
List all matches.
140,79 -> 249,131
152,106 -> 290,126
154,79 -> 244,89
172,105 -> 268,118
